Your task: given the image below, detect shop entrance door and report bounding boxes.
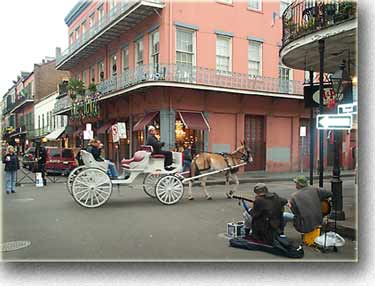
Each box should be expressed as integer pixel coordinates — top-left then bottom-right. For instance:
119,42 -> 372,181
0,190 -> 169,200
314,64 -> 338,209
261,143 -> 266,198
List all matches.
244,115 -> 266,171
299,118 -> 311,171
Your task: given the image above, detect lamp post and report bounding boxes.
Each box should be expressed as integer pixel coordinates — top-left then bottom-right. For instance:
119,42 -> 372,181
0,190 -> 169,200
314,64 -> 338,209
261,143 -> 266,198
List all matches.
329,63 -> 349,221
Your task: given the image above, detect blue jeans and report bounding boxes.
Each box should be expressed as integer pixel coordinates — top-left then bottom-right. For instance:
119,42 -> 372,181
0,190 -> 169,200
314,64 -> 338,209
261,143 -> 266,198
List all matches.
5,171 -> 17,193
183,160 -> 191,172
243,209 -> 295,233
106,161 -> 119,178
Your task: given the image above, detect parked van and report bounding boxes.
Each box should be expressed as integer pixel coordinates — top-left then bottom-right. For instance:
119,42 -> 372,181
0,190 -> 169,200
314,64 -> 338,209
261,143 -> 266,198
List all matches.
45,147 -> 77,176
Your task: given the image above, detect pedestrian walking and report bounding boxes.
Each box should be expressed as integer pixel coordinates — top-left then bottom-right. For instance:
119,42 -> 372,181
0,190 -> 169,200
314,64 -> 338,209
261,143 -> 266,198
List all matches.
3,145 -> 19,194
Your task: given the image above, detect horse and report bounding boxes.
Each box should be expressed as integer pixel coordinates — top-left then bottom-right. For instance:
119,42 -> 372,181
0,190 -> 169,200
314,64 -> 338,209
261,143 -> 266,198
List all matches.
187,141 -> 253,200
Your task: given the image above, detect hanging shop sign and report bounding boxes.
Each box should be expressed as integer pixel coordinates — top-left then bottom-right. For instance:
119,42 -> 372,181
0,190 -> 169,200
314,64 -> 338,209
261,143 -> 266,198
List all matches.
338,102 -> 357,114
71,99 -> 100,119
112,124 -> 119,143
117,122 -> 127,139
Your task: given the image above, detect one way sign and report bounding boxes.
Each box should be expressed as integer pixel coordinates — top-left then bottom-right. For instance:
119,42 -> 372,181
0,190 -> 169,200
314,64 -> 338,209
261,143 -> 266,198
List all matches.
316,114 -> 352,130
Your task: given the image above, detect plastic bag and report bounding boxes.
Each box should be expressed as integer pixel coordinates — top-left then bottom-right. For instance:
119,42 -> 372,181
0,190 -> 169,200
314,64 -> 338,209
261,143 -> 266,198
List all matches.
314,231 -> 345,247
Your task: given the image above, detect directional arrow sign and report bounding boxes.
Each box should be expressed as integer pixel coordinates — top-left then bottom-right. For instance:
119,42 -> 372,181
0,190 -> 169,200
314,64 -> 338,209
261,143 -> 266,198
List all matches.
317,114 -> 352,130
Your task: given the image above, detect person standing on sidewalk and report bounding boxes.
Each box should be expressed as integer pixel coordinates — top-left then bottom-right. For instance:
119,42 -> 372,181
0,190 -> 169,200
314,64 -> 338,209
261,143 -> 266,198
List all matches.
3,145 -> 19,194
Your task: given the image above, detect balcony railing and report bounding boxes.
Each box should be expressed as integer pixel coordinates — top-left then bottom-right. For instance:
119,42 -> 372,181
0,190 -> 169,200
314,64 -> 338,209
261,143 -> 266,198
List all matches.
57,0 -> 163,67
96,63 -> 303,97
35,127 -> 52,138
2,95 -> 34,115
282,0 -> 356,46
54,95 -> 73,115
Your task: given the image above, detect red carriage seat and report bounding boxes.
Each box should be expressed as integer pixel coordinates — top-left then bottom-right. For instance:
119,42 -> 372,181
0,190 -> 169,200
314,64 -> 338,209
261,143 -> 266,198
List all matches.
121,151 -> 147,168
140,145 -> 165,158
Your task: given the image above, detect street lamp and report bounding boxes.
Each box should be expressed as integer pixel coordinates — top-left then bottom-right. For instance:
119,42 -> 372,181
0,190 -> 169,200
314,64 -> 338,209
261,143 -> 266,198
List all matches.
328,63 -> 350,221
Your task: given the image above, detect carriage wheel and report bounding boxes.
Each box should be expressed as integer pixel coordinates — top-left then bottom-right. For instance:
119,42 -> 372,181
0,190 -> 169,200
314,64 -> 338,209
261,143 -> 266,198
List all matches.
155,175 -> 184,205
71,168 -> 112,208
67,166 -> 86,195
143,173 -> 162,198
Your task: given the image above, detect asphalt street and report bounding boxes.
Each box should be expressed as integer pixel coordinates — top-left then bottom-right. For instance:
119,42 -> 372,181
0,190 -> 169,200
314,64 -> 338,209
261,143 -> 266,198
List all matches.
1,175 -> 357,261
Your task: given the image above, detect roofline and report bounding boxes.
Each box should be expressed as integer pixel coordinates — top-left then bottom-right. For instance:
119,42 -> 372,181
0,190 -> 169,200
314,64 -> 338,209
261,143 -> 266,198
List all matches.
64,0 -> 91,26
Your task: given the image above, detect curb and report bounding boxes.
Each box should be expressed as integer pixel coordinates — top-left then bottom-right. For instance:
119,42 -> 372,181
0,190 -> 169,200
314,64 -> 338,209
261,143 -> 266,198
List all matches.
324,221 -> 356,240
203,173 -> 355,186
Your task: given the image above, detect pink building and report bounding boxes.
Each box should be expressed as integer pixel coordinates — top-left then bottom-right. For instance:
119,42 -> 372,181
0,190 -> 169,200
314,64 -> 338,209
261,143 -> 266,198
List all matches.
55,0 -> 353,172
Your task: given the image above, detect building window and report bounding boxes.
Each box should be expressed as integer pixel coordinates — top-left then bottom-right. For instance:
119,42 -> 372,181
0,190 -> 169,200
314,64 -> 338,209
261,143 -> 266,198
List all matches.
279,65 -> 293,93
82,69 -> 87,86
98,60 -> 104,81
38,115 -> 41,129
135,38 -> 144,67
149,30 -> 160,72
89,13 -> 95,28
82,21 -> 86,36
75,26 -> 80,40
42,114 -> 45,129
90,65 -> 95,83
176,29 -> 195,66
110,54 -> 117,77
216,36 -> 232,75
122,46 -> 129,72
280,0 -> 291,16
248,0 -> 261,10
248,41 -> 262,77
69,33 -> 74,45
98,6 -> 104,24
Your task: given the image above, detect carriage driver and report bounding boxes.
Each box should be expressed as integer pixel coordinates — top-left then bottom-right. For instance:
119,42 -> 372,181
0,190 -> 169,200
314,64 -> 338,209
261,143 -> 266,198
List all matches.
146,126 -> 174,171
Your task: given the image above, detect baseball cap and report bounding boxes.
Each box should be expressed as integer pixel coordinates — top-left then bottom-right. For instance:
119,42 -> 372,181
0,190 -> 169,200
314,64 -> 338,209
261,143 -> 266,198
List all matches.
253,183 -> 269,194
293,175 -> 308,187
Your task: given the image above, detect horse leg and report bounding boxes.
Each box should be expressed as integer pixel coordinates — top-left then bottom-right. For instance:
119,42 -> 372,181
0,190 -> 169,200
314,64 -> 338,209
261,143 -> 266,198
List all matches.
225,174 -> 232,198
230,174 -> 240,196
201,177 -> 212,200
188,181 -> 194,200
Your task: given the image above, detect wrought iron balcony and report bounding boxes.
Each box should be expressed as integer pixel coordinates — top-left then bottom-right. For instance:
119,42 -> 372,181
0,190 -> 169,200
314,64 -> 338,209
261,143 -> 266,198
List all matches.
96,63 -> 303,97
2,94 -> 34,115
282,0 -> 356,47
54,95 -> 73,115
56,0 -> 164,70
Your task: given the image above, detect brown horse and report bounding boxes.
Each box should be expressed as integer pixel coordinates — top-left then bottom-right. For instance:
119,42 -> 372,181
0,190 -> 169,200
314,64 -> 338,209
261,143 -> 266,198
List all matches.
187,142 -> 253,200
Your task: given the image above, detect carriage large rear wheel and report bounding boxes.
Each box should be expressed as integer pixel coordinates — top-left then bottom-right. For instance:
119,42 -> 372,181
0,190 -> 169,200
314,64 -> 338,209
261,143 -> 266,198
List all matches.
143,173 -> 162,198
67,166 -> 86,195
71,168 -> 112,208
155,175 -> 184,205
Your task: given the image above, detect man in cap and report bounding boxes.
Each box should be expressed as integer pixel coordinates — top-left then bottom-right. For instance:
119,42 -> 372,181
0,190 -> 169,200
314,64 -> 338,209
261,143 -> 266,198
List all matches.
146,125 -> 174,171
242,183 -> 288,244
288,175 -> 332,233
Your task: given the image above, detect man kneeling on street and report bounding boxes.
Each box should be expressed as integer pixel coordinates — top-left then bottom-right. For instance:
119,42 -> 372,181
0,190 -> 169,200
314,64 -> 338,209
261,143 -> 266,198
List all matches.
286,175 -> 332,234
242,183 -> 288,245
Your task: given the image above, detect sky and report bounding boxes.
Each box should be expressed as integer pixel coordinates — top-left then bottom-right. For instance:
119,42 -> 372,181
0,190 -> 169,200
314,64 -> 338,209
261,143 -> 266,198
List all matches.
0,0 -> 78,97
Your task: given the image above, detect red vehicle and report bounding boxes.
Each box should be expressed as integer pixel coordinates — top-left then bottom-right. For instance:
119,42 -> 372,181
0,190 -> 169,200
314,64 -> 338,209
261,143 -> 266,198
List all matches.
45,147 -> 77,176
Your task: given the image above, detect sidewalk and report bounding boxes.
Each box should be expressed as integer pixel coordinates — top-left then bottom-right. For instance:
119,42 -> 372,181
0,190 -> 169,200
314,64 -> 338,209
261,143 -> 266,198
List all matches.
203,169 -> 357,240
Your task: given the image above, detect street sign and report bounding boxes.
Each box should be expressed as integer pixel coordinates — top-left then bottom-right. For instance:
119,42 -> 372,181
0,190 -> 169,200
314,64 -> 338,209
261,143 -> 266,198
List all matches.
117,122 -> 127,139
316,114 -> 352,130
83,130 -> 93,140
112,124 -> 119,143
300,126 -> 306,137
338,102 -> 357,114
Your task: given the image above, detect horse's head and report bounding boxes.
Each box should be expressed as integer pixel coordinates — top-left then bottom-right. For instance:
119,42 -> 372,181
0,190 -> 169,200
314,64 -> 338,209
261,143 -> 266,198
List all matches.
235,141 -> 253,163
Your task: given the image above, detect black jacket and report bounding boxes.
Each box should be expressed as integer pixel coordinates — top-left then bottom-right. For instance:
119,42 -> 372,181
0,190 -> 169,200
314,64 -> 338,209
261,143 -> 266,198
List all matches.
86,145 -> 104,162
3,153 -> 20,172
250,192 -> 288,244
146,135 -> 164,153
37,145 -> 47,164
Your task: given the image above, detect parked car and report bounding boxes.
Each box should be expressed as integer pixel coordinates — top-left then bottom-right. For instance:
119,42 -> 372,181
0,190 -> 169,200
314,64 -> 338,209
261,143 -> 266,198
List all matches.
22,146 -> 77,175
45,147 -> 77,176
22,147 -> 36,170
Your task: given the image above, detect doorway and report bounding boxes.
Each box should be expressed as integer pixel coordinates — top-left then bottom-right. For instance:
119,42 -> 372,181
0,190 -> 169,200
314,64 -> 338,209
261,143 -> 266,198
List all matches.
244,115 -> 266,171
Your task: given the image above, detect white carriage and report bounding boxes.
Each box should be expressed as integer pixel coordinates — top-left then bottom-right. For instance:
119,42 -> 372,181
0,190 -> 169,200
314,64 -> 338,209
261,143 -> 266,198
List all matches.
68,145 -> 184,208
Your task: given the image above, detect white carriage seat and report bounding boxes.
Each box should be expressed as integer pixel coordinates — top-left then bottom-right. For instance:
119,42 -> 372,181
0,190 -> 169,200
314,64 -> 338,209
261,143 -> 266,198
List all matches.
121,150 -> 148,169
80,150 -> 108,171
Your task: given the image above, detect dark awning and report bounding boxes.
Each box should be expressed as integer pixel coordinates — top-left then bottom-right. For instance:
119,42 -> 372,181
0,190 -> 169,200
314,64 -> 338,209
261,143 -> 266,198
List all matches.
96,122 -> 113,134
178,112 -> 210,130
133,112 -> 159,131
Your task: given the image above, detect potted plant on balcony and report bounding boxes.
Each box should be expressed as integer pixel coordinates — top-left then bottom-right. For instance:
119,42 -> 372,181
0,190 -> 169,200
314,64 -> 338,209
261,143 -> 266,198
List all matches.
68,79 -> 85,101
